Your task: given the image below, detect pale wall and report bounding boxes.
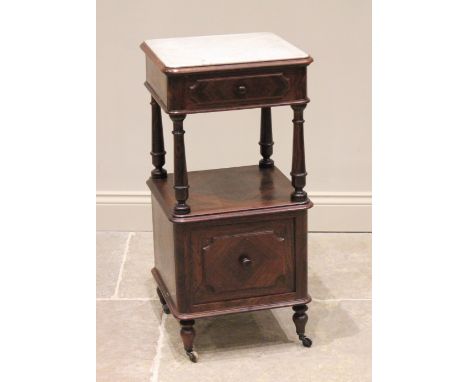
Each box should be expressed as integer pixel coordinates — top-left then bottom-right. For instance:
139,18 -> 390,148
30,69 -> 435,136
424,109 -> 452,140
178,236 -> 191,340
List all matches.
97,0 -> 371,231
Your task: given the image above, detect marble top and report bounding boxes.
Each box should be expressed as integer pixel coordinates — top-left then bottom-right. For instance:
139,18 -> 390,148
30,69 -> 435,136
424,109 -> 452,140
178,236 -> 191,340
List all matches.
143,32 -> 309,69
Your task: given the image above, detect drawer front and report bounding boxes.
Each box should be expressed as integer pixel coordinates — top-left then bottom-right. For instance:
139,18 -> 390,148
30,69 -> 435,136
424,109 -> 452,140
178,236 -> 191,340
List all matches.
190,219 -> 295,305
164,66 -> 308,113
187,73 -> 290,106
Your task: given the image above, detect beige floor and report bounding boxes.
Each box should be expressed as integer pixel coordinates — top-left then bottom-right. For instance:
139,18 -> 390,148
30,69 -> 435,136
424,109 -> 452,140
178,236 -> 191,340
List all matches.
97,232 -> 371,382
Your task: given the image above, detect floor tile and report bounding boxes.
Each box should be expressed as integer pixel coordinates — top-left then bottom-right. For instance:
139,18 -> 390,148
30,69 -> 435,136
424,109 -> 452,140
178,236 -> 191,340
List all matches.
309,233 -> 371,299
157,300 -> 371,382
96,232 -> 372,381
118,232 -> 156,298
96,300 -> 161,382
96,232 -> 129,298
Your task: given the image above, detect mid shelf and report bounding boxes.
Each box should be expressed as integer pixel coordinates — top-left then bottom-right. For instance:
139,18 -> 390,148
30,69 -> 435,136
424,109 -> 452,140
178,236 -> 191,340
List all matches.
147,165 -> 312,222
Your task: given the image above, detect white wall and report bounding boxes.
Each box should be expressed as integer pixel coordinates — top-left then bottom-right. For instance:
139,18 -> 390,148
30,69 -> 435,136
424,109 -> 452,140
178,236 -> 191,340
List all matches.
97,0 -> 371,231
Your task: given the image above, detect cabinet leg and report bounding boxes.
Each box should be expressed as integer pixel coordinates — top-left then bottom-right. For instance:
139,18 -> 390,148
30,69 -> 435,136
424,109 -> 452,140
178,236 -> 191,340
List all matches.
259,107 -> 274,168
290,104 -> 308,202
156,287 -> 170,314
292,304 -> 313,347
180,319 -> 198,362
170,114 -> 190,215
150,97 -> 167,179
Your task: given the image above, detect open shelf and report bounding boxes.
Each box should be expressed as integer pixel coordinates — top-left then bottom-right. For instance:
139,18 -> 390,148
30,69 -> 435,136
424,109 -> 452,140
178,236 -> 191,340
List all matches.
147,165 -> 312,222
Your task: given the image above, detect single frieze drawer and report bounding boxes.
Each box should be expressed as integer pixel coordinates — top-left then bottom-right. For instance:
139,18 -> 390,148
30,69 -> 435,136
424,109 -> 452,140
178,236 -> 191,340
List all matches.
187,73 -> 291,105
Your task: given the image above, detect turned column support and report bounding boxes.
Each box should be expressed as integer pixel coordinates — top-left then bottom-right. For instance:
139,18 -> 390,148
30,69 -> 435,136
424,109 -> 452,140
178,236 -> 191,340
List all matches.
259,107 -> 274,168
170,114 -> 190,215
150,97 -> 167,179
290,104 -> 308,202
180,319 -> 198,362
292,304 -> 312,347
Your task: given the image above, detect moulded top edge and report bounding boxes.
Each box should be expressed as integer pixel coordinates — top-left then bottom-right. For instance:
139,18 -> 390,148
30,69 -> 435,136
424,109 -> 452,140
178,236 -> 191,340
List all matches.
141,32 -> 313,74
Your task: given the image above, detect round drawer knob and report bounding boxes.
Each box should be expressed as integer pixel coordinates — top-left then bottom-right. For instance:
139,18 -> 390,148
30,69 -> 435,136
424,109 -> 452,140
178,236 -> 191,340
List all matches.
236,85 -> 247,96
239,255 -> 252,267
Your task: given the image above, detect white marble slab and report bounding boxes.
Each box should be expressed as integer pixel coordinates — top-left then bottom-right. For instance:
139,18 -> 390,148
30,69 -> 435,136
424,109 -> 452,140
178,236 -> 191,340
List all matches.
144,32 -> 309,68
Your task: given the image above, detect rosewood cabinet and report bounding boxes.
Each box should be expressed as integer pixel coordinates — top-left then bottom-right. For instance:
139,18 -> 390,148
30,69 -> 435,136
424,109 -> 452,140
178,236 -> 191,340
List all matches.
141,33 -> 314,362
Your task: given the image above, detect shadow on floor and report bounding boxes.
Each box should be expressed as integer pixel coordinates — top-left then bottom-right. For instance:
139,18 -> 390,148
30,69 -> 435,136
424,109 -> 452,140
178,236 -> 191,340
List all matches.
161,296 -> 360,356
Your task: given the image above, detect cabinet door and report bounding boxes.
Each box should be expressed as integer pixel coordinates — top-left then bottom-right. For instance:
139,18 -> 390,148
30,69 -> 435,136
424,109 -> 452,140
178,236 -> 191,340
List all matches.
190,218 -> 295,305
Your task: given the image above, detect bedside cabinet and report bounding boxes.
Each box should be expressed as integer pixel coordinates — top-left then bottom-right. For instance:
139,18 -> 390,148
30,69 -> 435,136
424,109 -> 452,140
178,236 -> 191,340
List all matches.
141,32 -> 314,362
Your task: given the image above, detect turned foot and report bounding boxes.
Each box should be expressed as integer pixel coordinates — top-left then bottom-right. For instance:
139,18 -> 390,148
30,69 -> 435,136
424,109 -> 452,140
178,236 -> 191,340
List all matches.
156,287 -> 170,314
180,319 -> 197,362
293,304 -> 313,347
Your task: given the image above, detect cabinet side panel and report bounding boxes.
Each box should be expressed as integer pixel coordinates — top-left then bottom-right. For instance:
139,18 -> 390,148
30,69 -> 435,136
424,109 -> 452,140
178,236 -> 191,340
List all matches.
146,57 -> 168,107
295,210 -> 309,298
151,195 -> 176,304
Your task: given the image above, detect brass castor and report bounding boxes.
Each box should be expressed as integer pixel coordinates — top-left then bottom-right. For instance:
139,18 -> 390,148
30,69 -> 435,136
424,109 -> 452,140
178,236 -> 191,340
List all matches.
186,350 -> 198,363
299,334 -> 313,347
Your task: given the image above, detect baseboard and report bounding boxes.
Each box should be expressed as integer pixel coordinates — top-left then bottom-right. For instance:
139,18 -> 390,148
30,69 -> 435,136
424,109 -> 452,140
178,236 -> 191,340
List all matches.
96,191 -> 371,232
307,192 -> 372,232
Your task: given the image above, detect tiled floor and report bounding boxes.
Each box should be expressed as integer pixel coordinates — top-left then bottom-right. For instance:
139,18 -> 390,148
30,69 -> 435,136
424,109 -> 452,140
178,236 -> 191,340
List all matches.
97,232 -> 371,382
